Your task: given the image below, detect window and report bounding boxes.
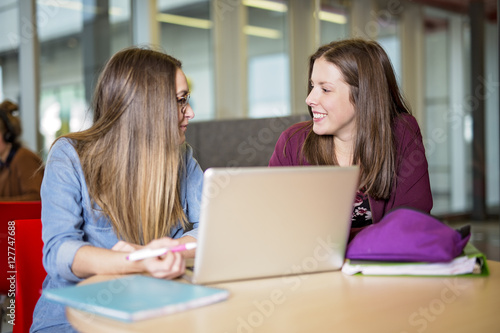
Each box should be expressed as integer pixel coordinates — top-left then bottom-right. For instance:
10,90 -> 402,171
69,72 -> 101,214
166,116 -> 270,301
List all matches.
246,0 -> 289,118
158,0 -> 214,120
424,7 -> 472,215
247,0 -> 289,118
485,21 -> 499,210
0,0 -> 20,103
320,0 -> 349,45
37,0 -> 132,156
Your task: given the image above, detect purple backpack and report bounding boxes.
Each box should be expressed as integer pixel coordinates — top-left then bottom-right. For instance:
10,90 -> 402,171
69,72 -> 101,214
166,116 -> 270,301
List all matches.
345,207 -> 471,262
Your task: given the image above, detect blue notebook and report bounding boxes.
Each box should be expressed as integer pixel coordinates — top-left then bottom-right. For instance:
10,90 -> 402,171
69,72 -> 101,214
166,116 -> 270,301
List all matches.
43,274 -> 229,322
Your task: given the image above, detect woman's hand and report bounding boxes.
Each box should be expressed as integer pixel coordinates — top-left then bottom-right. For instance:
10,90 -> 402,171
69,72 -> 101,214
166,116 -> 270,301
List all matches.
73,238 -> 185,279
139,238 -> 186,279
111,240 -> 142,253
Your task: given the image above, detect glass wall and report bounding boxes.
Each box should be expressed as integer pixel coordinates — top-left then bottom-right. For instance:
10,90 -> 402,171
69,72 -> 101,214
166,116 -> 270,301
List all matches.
0,0 -> 497,215
36,0 -> 131,157
158,0 -> 214,120
376,6 -> 401,86
0,0 -> 20,103
485,20 -> 499,210
246,0 -> 289,118
424,7 -> 473,215
319,0 -> 349,45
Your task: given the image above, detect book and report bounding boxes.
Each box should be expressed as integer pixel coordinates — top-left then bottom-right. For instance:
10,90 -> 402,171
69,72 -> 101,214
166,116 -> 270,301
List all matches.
43,274 -> 230,322
341,242 -> 489,277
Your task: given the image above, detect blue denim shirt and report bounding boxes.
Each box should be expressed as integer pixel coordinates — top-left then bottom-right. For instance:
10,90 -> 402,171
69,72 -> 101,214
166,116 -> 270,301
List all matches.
31,138 -> 203,332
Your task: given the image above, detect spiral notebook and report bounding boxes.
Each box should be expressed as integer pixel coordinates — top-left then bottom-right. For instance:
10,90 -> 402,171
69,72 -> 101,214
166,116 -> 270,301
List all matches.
42,274 -> 229,322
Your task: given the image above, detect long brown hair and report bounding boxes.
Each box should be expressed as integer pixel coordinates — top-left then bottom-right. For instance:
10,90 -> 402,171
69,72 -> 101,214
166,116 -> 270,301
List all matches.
59,47 -> 187,244
302,39 -> 411,199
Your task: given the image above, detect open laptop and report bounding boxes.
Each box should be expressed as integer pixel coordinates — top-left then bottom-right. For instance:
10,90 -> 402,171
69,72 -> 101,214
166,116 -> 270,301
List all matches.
185,165 -> 359,284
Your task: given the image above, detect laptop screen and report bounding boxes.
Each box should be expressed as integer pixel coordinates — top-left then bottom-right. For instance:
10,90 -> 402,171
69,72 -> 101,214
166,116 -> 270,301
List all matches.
186,165 -> 359,284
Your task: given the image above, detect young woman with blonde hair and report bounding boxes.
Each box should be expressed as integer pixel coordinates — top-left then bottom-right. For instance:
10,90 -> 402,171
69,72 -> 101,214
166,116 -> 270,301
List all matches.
32,48 -> 202,332
269,39 -> 432,240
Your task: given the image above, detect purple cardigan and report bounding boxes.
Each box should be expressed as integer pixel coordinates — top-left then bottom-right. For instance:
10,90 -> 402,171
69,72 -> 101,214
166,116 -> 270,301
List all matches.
269,114 -> 433,230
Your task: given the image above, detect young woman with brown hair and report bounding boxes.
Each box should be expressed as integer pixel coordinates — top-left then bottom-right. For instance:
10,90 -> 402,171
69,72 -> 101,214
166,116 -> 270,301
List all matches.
269,39 -> 432,238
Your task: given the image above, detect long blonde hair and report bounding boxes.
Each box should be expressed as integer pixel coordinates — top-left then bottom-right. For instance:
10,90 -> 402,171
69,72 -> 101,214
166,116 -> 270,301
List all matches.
60,47 -> 187,244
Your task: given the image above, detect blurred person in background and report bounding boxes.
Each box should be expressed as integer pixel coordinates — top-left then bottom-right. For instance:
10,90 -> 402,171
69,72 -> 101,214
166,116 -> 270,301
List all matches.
0,99 -> 44,201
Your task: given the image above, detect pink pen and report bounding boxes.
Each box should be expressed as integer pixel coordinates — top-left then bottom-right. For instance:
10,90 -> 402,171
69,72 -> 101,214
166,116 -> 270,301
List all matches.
126,242 -> 197,261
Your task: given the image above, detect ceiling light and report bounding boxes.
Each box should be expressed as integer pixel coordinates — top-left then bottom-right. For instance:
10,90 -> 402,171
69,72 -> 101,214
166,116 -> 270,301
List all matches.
243,25 -> 282,39
319,10 -> 347,24
37,0 -> 124,16
157,13 -> 213,29
243,0 -> 287,12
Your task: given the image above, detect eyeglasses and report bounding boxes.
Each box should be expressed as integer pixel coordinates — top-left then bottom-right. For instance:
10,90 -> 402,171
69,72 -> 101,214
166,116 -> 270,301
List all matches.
177,93 -> 190,114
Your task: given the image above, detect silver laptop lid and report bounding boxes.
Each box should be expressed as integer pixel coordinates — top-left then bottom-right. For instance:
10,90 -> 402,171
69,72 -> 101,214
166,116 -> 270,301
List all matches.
191,165 -> 359,284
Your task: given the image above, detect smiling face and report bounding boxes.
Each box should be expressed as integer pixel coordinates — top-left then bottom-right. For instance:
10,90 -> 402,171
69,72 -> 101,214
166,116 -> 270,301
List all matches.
305,57 -> 356,142
175,68 -> 194,144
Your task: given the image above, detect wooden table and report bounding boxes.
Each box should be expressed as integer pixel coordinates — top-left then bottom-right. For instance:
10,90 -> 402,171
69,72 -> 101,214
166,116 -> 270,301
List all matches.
67,261 -> 500,333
